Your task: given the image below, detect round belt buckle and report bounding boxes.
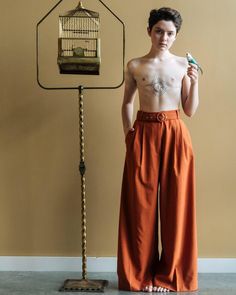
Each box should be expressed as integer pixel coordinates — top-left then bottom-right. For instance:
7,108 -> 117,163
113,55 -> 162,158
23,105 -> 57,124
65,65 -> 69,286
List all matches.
157,112 -> 167,122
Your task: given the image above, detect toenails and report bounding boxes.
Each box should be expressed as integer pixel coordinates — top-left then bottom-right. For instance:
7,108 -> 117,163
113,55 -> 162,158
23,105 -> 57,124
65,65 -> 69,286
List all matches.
142,284 -> 170,292
142,285 -> 153,292
154,286 -> 170,292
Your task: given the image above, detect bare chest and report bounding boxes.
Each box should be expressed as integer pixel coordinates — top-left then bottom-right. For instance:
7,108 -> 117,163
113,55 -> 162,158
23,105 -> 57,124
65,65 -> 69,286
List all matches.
133,62 -> 185,95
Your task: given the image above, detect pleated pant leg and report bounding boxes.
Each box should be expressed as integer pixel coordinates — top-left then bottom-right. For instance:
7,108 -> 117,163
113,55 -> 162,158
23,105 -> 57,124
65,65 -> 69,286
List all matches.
117,111 -> 161,291
117,109 -> 198,292
152,112 -> 198,292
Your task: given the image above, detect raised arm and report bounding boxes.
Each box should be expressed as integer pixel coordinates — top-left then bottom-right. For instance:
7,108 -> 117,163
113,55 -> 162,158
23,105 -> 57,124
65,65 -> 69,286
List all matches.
181,63 -> 199,117
121,61 -> 137,136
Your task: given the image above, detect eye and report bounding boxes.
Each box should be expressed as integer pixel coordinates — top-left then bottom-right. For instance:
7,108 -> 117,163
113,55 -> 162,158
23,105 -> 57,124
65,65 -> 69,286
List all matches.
155,29 -> 163,34
168,32 -> 174,37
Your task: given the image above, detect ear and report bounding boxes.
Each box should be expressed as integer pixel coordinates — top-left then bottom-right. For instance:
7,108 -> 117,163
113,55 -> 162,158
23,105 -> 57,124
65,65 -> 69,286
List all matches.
147,27 -> 151,36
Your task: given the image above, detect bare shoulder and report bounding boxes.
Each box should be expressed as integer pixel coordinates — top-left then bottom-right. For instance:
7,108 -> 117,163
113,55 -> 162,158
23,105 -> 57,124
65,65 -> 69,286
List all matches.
127,57 -> 143,71
173,54 -> 188,69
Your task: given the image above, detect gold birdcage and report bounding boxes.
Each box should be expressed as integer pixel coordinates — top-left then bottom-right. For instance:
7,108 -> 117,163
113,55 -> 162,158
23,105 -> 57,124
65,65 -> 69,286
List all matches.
57,1 -> 101,75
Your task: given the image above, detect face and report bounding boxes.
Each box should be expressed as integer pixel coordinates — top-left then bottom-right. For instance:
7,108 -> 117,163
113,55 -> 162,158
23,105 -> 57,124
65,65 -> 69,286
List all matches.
148,20 -> 177,51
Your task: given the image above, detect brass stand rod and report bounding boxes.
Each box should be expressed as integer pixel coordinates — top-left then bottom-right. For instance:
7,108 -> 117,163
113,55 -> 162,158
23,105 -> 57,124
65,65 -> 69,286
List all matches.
78,85 -> 87,280
59,86 -> 109,291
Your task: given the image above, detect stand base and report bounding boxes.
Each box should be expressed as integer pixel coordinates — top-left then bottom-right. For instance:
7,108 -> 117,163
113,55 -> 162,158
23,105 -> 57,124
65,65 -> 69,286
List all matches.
59,279 -> 108,292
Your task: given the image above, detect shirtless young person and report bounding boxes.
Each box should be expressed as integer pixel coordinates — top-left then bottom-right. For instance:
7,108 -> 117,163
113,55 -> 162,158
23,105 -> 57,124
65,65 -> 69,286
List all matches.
122,11 -> 198,136
117,7 -> 199,293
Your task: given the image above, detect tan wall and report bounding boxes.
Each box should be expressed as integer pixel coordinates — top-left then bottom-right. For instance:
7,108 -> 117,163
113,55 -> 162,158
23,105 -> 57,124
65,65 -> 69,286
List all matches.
0,0 -> 236,257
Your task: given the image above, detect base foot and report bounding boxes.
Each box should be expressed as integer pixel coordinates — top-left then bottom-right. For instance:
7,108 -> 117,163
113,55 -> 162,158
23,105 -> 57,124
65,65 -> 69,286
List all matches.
59,278 -> 108,292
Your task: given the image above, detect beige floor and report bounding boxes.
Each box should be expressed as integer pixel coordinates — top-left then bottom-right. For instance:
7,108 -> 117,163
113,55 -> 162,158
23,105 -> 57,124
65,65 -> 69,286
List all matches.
0,272 -> 235,294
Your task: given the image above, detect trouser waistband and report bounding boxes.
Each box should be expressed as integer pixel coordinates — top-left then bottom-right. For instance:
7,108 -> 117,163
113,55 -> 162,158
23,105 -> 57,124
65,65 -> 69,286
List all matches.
136,109 -> 180,122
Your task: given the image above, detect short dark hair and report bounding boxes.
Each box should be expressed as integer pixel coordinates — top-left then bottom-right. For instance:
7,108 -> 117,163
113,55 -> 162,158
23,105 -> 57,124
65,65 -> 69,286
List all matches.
148,7 -> 183,34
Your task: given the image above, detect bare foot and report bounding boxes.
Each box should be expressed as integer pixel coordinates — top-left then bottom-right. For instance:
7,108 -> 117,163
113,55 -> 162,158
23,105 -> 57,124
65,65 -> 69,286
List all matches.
153,286 -> 170,292
142,285 -> 153,292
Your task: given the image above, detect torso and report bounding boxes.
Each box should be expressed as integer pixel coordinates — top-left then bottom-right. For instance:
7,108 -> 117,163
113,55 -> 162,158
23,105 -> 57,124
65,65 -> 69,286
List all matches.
129,54 -> 188,112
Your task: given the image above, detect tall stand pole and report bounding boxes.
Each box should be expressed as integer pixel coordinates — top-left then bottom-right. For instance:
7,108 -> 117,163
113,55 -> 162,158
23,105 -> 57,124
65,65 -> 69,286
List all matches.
59,86 -> 108,292
78,85 -> 87,280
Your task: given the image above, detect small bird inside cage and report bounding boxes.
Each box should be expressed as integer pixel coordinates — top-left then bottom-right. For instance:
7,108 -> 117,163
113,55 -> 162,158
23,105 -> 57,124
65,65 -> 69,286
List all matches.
73,47 -> 85,57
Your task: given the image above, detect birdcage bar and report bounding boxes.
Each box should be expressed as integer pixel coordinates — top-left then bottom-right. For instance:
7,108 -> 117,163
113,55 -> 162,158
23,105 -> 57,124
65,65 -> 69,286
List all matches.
59,18 -> 100,35
60,38 -> 97,56
61,28 -> 98,33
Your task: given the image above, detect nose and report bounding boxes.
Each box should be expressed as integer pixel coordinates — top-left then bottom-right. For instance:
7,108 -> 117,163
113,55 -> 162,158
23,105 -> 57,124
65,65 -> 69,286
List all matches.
161,32 -> 168,41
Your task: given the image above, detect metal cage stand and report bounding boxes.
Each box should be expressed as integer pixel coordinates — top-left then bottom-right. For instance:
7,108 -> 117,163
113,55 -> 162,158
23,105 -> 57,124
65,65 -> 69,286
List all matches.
36,0 -> 125,292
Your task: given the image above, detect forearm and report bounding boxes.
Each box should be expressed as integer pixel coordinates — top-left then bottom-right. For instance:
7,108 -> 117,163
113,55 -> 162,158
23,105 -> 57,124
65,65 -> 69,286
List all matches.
122,102 -> 134,135
184,82 -> 199,117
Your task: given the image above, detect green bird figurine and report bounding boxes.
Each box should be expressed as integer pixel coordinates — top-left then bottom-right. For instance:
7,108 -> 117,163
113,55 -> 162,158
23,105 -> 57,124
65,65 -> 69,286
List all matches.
186,52 -> 203,74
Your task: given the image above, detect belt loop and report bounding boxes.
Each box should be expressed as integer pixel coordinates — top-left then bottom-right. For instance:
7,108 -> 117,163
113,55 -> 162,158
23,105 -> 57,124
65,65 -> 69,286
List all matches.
140,110 -> 144,121
176,109 -> 180,119
137,110 -> 141,121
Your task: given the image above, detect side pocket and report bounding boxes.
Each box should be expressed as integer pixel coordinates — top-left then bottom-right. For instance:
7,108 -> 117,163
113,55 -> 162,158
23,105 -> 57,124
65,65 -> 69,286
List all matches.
125,130 -> 135,145
125,121 -> 137,145
179,119 -> 194,156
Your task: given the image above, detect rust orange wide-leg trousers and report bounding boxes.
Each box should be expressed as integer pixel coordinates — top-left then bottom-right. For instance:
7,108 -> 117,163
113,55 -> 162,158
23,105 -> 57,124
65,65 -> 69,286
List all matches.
117,110 -> 198,292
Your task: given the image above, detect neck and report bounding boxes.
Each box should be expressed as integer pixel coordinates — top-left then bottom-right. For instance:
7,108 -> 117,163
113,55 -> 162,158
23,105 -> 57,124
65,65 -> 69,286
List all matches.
147,47 -> 172,61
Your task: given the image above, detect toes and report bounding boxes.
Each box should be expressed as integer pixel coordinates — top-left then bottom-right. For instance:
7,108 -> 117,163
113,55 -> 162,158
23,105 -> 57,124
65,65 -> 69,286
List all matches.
148,286 -> 153,292
155,286 -> 170,292
142,286 -> 147,292
153,286 -> 157,292
142,285 -> 153,292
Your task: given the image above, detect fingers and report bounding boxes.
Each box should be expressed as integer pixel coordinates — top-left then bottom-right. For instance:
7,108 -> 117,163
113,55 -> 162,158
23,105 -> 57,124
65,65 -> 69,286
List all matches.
125,127 -> 135,136
188,62 -> 198,69
187,64 -> 199,83
188,63 -> 198,72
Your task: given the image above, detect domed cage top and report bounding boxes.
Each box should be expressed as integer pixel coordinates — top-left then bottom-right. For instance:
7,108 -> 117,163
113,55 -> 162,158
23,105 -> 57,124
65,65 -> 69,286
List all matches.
57,1 -> 101,75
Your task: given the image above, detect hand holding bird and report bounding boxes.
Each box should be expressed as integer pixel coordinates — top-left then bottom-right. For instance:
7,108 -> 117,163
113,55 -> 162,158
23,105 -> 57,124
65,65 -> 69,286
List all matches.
186,52 -> 203,74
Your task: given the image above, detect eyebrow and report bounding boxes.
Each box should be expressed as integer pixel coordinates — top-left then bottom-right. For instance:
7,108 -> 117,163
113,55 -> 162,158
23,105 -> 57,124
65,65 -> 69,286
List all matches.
155,27 -> 175,33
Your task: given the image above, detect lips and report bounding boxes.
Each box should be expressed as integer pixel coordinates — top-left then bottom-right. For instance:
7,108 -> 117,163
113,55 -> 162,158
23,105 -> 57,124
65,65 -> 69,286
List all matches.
160,43 -> 167,46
